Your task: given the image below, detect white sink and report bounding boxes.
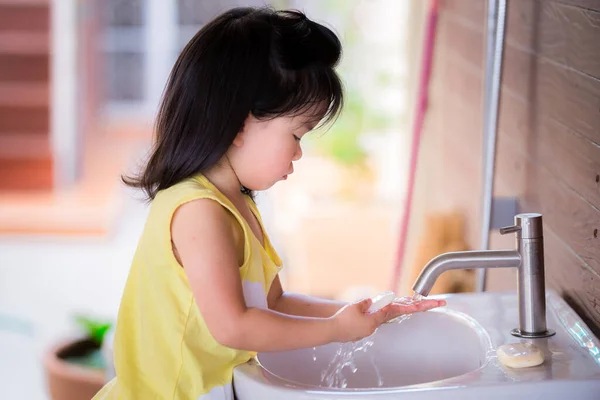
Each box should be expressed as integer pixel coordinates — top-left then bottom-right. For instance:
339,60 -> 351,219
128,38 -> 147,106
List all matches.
257,309 -> 489,388
233,291 -> 600,399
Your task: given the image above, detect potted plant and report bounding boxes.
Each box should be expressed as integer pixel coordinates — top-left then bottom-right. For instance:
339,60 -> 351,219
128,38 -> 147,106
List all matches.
44,315 -> 112,400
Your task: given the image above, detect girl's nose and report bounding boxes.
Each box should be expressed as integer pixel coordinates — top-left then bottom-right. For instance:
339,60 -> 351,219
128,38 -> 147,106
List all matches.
293,143 -> 303,161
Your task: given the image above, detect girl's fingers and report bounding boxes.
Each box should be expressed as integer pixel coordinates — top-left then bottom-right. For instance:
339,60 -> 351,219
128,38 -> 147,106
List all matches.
385,303 -> 418,315
414,299 -> 446,311
376,299 -> 448,323
358,298 -> 373,313
387,299 -> 446,313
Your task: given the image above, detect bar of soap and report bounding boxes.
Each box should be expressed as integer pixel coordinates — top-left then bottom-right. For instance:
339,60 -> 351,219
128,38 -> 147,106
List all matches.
368,291 -> 395,313
497,342 -> 544,368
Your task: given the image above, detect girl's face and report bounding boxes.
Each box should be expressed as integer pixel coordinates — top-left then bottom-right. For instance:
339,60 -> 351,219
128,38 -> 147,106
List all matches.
228,113 -> 317,191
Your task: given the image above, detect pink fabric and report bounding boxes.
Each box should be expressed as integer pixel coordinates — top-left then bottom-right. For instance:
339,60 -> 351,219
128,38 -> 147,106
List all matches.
391,0 -> 440,290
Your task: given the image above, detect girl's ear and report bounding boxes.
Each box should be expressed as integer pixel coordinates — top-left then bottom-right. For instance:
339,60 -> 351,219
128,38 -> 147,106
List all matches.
233,115 -> 252,147
232,131 -> 244,147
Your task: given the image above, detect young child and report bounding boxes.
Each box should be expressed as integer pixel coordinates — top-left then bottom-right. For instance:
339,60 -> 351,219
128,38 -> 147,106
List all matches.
94,7 -> 445,400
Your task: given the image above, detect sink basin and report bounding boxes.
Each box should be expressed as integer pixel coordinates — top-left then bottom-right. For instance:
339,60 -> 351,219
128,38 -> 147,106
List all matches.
233,291 -> 600,399
257,309 -> 490,389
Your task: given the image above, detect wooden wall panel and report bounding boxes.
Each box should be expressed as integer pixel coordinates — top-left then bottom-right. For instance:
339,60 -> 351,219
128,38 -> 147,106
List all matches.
553,0 -> 600,12
507,0 -> 600,79
407,0 -> 600,334
544,228 -> 600,336
443,0 -> 486,27
495,132 -> 600,274
502,43 -> 600,145
500,90 -> 600,209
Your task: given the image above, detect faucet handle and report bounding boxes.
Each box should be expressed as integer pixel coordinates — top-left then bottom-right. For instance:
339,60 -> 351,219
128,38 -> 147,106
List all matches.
499,225 -> 521,235
502,213 -> 544,239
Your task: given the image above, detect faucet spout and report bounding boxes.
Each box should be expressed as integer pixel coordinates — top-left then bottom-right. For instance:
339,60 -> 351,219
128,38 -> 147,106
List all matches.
410,212 -> 555,339
412,250 -> 521,296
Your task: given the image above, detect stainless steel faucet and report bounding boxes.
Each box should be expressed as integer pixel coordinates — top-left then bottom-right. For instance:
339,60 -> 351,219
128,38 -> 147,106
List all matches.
412,213 -> 555,338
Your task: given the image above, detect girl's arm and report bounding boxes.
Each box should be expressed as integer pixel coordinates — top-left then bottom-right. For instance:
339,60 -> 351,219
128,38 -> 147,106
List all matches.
267,276 -> 347,318
172,199 -> 441,352
172,199 -> 343,352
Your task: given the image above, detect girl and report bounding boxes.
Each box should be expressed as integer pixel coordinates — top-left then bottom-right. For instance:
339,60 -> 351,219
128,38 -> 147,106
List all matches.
94,7 -> 445,400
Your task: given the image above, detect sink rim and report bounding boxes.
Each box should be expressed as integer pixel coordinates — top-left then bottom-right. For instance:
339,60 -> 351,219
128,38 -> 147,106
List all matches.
254,307 -> 494,392
233,290 -> 600,399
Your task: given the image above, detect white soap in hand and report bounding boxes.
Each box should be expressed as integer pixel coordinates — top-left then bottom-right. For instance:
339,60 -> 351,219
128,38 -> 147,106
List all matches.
496,342 -> 544,368
367,291 -> 395,313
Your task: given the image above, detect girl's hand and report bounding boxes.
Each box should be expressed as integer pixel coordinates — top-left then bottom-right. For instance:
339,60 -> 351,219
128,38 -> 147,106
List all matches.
382,297 -> 446,320
330,297 -> 447,343
330,299 -> 383,343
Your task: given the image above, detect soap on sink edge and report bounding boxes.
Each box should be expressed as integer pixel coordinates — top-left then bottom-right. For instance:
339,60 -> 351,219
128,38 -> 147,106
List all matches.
368,291 -> 395,313
496,342 -> 544,369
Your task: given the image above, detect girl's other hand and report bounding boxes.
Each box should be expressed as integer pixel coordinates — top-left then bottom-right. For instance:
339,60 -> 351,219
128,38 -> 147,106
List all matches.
382,298 -> 446,320
329,297 -> 446,343
330,299 -> 382,343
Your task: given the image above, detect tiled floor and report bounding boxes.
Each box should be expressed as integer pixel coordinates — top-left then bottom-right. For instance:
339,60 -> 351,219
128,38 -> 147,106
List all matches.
0,190 -> 149,399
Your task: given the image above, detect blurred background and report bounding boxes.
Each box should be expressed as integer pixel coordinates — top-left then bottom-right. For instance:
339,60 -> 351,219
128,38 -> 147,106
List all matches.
1,0 -> 599,399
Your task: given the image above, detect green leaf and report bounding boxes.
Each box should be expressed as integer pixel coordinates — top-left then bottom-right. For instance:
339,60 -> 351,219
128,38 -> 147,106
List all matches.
74,315 -> 112,346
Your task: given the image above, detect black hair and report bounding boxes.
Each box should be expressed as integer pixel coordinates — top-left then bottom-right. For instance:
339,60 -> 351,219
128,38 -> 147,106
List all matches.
124,7 -> 344,200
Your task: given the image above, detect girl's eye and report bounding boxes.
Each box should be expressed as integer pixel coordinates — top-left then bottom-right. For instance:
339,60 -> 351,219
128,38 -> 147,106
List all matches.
293,135 -> 301,142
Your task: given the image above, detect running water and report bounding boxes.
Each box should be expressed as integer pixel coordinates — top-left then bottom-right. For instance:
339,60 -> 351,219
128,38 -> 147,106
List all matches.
319,292 -> 424,388
387,292 -> 424,324
319,336 -> 376,388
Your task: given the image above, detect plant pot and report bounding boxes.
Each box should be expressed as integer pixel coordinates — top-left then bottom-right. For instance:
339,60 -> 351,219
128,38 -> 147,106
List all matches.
44,338 -> 105,400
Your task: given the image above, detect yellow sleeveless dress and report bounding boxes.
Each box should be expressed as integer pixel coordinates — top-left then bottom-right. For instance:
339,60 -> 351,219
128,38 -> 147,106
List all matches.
93,174 -> 282,399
